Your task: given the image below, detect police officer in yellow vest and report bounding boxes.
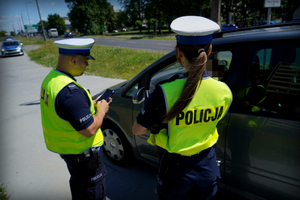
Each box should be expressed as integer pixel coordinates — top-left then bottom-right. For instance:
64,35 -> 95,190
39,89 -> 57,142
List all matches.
40,38 -> 110,200
132,16 -> 232,200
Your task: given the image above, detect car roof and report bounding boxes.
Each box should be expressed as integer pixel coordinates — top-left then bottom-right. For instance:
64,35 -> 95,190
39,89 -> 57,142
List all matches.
213,22 -> 300,45
3,40 -> 20,44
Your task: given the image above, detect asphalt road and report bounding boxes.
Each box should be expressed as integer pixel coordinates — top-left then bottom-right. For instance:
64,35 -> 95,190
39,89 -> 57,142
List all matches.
50,36 -> 177,52
93,38 -> 176,52
0,46 -> 158,200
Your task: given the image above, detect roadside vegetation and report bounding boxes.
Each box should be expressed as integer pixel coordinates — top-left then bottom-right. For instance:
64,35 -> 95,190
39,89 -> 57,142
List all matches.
19,38 -> 167,80
0,184 -> 11,200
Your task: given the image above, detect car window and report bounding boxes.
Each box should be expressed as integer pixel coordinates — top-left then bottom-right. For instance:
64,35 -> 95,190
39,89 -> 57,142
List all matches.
149,62 -> 185,93
126,82 -> 139,97
3,41 -> 19,46
207,51 -> 232,81
244,44 -> 300,120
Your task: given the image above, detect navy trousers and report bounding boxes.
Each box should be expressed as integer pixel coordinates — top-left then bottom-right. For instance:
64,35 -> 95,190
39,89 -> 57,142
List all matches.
62,147 -> 107,200
157,147 -> 220,200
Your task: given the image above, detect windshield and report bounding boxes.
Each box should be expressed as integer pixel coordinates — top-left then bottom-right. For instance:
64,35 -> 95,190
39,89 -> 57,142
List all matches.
3,41 -> 19,46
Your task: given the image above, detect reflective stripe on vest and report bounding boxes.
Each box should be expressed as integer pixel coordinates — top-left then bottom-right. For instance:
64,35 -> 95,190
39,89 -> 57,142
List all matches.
147,77 -> 232,155
246,84 -> 267,112
40,70 -> 103,154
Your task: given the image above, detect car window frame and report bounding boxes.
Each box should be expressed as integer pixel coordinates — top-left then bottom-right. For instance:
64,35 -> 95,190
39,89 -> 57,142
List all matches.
235,39 -> 300,121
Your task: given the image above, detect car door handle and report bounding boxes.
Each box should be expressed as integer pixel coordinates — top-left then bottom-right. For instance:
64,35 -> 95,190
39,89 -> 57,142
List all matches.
217,160 -> 222,167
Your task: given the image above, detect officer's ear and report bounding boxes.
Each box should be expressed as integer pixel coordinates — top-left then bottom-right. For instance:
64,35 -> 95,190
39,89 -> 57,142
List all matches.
71,56 -> 77,65
176,48 -> 183,58
208,44 -> 212,56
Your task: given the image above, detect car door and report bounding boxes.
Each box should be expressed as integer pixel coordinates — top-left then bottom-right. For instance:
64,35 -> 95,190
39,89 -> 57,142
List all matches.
206,43 -> 242,190
132,59 -> 186,165
225,40 -> 300,199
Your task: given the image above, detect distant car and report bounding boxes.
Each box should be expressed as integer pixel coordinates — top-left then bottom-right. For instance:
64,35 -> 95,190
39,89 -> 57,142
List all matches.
122,28 -> 127,32
221,24 -> 238,31
48,28 -> 58,38
259,20 -> 279,25
113,30 -> 118,33
1,40 -> 24,57
63,32 -> 73,38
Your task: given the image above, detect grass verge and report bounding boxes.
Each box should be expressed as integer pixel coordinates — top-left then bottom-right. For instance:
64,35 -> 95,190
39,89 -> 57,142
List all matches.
25,38 -> 167,80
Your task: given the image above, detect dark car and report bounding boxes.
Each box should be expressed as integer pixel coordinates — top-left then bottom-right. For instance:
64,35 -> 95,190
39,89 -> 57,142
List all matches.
63,32 -> 73,38
1,40 -> 24,56
94,22 -> 300,200
221,23 -> 238,31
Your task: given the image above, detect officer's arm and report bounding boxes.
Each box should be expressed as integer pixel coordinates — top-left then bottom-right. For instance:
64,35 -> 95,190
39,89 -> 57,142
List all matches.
132,121 -> 148,135
79,100 -> 109,138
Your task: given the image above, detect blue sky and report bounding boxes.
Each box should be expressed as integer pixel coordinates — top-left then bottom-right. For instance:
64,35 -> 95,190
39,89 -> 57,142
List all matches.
0,0 -> 123,33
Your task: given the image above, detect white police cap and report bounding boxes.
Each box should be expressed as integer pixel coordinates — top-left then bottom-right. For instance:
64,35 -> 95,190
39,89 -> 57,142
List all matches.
171,16 -> 220,45
54,38 -> 96,60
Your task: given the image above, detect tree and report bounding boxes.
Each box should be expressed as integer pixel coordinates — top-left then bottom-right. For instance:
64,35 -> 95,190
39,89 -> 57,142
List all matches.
66,0 -> 116,35
273,0 -> 300,22
47,14 -> 66,35
135,20 -> 142,33
0,30 -> 7,37
116,11 -> 131,31
10,31 -> 16,36
148,18 -> 158,32
120,0 -> 147,29
38,20 -> 49,33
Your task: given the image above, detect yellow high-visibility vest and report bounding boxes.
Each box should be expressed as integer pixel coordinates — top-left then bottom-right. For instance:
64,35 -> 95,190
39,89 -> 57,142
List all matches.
148,77 -> 232,155
40,70 -> 103,154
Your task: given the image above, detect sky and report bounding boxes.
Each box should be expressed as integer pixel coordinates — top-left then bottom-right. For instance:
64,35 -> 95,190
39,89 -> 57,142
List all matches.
0,0 -> 123,33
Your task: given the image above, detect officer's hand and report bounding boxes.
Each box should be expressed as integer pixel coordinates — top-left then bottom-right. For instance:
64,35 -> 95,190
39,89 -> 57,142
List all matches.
96,99 -> 109,114
107,97 -> 112,104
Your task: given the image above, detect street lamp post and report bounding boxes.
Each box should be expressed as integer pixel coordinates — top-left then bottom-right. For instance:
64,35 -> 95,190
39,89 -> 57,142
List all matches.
25,2 -> 32,25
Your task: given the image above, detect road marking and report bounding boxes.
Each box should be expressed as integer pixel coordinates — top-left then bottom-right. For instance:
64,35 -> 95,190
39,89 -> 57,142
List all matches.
156,43 -> 172,46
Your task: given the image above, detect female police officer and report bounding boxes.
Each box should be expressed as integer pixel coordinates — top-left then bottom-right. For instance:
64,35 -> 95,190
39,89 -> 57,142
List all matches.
132,16 -> 232,200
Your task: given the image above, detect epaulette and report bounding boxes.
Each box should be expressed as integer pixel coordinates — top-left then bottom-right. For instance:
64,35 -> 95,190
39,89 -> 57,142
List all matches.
66,83 -> 79,91
156,74 -> 180,87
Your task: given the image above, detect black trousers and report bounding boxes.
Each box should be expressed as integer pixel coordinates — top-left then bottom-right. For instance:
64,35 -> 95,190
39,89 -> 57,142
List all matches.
62,147 -> 107,200
157,147 -> 220,200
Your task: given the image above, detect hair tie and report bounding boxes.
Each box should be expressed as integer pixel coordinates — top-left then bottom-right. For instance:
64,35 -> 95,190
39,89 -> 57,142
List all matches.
198,48 -> 205,54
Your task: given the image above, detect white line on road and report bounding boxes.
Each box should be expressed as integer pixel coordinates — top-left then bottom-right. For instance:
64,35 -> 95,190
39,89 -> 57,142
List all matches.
156,43 -> 172,46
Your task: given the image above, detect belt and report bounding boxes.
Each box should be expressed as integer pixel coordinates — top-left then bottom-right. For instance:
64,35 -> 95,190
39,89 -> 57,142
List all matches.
60,146 -> 101,163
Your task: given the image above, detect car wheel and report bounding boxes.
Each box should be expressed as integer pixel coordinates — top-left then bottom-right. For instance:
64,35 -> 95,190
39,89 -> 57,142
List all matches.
101,123 -> 133,166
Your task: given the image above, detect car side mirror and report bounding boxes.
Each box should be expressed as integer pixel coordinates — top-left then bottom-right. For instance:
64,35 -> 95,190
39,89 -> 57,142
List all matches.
20,43 -> 23,46
132,87 -> 149,104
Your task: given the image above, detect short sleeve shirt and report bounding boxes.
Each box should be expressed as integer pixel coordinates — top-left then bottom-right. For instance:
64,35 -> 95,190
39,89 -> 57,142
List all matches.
136,71 -> 210,129
136,86 -> 166,129
55,72 -> 94,131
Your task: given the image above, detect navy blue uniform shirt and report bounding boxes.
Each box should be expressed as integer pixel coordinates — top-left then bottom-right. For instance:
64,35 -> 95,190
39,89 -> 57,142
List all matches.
136,71 -> 210,129
55,71 -> 94,131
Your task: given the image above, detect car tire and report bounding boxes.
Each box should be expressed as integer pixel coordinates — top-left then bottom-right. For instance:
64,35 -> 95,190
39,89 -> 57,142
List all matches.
101,123 -> 134,166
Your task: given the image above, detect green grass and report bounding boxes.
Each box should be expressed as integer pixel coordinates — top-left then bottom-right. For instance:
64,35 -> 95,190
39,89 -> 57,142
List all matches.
17,37 -> 46,45
26,39 -> 167,80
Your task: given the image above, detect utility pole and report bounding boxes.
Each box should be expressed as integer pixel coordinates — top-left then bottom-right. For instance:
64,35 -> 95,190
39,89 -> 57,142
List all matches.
36,0 -> 47,41
20,12 -> 25,31
211,0 -> 221,31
